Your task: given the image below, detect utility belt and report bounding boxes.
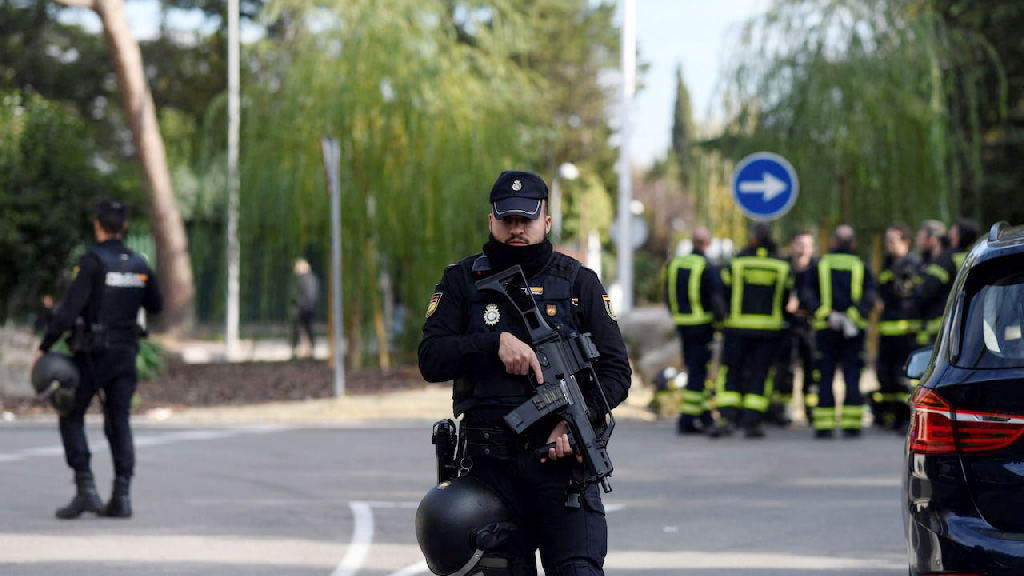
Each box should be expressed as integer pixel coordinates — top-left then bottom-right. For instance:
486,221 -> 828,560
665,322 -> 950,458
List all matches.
459,420 -> 554,461
67,322 -> 144,353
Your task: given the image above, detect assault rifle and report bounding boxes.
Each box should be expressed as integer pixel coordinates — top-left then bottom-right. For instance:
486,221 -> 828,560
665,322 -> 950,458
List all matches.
475,264 -> 616,496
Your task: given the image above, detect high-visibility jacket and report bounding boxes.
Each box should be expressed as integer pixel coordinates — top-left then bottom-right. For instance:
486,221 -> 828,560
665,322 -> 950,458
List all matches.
806,250 -> 876,330
877,252 -> 921,337
721,247 -> 792,333
665,251 -> 723,326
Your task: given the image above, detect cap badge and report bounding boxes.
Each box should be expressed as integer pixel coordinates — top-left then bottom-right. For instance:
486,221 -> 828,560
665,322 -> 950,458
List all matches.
511,180 -> 522,192
484,303 -> 501,326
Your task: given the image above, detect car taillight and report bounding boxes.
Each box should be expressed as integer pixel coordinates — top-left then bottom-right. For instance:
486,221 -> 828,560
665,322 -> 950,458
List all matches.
910,388 -> 1024,454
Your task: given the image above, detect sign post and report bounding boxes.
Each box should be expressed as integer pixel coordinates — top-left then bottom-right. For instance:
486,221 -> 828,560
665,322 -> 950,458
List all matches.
731,152 -> 799,221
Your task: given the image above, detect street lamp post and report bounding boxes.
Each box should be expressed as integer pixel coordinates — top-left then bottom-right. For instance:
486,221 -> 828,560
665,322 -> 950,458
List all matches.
551,162 -> 579,246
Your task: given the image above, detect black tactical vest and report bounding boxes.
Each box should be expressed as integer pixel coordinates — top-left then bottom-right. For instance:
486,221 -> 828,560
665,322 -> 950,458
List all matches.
87,243 -> 150,333
453,252 -> 581,416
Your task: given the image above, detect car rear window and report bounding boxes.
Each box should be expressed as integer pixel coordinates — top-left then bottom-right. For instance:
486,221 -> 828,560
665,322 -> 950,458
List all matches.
956,261 -> 1024,369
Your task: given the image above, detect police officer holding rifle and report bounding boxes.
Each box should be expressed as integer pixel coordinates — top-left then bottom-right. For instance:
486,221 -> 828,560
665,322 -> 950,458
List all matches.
416,170 -> 631,576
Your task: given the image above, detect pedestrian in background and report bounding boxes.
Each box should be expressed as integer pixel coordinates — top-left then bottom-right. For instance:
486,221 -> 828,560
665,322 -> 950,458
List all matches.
32,294 -> 56,334
31,199 -> 163,519
806,224 -> 876,439
665,225 -> 725,434
290,258 -> 320,360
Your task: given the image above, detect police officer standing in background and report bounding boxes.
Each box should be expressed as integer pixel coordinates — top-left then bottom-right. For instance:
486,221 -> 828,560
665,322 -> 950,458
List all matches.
873,222 -> 920,432
32,199 -> 163,519
711,222 -> 794,439
806,225 -> 876,439
418,170 -> 631,575
665,225 -> 725,435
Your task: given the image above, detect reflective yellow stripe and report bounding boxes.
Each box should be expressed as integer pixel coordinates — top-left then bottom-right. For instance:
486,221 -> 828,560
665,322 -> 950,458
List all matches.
926,263 -> 950,284
680,390 -> 704,414
814,253 -> 867,328
953,252 -> 966,271
813,406 -> 836,430
717,391 -> 742,408
743,394 -> 769,411
667,255 -> 713,325
879,319 -> 913,335
723,256 -> 789,330
840,405 -> 864,429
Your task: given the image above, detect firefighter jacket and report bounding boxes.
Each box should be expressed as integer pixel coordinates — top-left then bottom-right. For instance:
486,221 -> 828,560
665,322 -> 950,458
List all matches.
721,246 -> 793,335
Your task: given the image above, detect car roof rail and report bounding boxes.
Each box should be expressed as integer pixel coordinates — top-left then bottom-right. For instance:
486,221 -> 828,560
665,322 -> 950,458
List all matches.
988,220 -> 1008,242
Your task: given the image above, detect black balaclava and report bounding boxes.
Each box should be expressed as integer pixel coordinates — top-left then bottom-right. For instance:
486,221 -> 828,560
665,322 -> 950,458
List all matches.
482,235 -> 553,278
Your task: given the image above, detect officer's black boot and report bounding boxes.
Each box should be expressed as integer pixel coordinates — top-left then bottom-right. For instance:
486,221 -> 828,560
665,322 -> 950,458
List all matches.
99,476 -> 132,518
55,471 -> 104,520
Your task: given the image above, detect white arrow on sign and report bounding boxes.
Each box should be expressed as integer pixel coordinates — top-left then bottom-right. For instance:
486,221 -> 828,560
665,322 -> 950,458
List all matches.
738,172 -> 787,201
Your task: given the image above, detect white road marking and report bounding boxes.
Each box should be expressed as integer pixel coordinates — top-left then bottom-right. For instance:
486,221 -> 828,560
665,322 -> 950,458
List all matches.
0,425 -> 289,464
331,501 -> 374,576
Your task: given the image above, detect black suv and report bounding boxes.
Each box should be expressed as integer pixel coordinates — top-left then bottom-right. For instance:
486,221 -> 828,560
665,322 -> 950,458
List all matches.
903,221 -> 1024,576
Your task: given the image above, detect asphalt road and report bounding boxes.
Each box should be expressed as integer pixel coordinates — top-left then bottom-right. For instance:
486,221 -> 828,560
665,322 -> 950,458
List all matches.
0,419 -> 908,575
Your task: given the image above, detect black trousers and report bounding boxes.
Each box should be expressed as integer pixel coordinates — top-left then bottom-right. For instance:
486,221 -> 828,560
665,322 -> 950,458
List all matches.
61,346 -> 138,478
470,454 -> 607,576
290,309 -> 315,352
773,321 -> 816,401
677,324 -> 714,417
720,331 -> 780,427
874,333 -> 915,426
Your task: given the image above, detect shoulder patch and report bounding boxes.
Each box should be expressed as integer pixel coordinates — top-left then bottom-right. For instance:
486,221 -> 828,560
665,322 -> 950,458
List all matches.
426,292 -> 443,318
72,265 -> 80,280
602,294 -> 617,321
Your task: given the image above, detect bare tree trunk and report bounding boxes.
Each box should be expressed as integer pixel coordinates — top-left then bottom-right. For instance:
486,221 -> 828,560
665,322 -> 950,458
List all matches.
57,0 -> 195,337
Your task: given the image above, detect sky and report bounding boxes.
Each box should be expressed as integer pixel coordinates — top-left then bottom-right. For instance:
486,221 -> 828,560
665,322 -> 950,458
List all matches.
627,0 -> 768,166
69,0 -> 769,168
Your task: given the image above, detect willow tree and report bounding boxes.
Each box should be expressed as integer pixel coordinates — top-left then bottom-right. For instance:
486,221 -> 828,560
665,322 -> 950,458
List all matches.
712,0 -> 1000,240
238,0 -> 555,368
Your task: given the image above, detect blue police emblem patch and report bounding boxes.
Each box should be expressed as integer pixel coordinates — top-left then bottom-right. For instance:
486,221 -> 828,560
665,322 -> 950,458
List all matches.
484,303 -> 501,326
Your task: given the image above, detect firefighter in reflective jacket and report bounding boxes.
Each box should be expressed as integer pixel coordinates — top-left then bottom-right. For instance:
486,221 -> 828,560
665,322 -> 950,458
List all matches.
915,218 -> 979,346
665,226 -> 726,435
710,222 -> 794,439
805,225 -> 876,439
873,222 -> 920,432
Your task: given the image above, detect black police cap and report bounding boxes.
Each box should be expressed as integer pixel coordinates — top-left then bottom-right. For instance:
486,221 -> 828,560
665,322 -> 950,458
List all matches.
95,198 -> 127,220
489,170 -> 548,220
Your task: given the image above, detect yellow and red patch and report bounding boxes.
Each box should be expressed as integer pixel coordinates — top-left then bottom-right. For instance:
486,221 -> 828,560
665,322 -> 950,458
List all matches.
425,292 -> 443,318
602,294 -> 617,321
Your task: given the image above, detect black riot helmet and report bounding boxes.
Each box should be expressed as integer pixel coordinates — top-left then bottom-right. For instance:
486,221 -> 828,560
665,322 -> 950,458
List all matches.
415,476 -> 516,575
31,352 -> 80,416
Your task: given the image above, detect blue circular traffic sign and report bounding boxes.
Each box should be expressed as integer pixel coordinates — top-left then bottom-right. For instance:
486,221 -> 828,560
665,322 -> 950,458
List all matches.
730,152 -> 799,221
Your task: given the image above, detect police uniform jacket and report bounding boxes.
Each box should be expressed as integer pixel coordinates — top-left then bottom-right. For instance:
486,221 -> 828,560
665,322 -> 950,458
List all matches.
40,240 -> 163,353
418,251 -> 631,421
805,248 -> 876,329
